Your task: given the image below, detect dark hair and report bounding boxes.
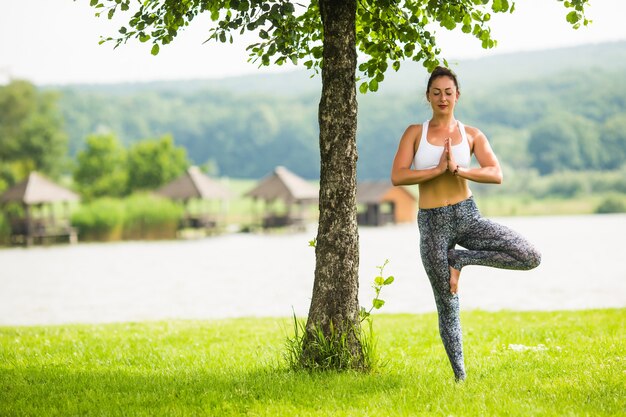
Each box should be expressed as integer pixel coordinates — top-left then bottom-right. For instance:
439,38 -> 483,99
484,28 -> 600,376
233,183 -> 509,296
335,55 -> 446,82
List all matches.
426,66 -> 459,94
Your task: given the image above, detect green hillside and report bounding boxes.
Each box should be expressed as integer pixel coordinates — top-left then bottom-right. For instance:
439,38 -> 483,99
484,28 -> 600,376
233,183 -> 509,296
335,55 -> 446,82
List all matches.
53,41 -> 626,180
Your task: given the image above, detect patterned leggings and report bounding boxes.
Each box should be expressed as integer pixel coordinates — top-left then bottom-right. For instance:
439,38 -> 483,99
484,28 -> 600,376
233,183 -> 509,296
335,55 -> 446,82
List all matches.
417,197 -> 541,381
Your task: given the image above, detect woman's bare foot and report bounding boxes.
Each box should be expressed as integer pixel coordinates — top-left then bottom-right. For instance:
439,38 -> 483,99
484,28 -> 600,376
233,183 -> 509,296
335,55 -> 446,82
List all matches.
449,266 -> 461,295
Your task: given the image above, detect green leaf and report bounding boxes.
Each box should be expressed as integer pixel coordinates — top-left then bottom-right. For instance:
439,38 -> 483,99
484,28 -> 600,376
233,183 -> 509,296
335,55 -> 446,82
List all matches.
150,43 -> 160,56
368,79 -> 379,92
374,276 -> 385,286
90,0 -> 98,5
566,11 -> 579,24
384,276 -> 394,285
373,299 -> 385,309
312,46 -> 323,59
359,82 -> 369,94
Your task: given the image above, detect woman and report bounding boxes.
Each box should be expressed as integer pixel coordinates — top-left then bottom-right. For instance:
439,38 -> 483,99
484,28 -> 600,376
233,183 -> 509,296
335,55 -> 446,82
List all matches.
391,66 -> 541,381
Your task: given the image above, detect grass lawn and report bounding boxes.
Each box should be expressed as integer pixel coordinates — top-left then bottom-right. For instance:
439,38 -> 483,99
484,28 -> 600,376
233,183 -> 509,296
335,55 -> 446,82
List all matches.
1,309 -> 624,416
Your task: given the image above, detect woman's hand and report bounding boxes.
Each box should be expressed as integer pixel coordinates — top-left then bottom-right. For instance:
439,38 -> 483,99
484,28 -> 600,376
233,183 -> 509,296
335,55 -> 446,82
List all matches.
391,125 -> 448,186
444,137 -> 457,174
452,126 -> 503,184
437,139 -> 450,173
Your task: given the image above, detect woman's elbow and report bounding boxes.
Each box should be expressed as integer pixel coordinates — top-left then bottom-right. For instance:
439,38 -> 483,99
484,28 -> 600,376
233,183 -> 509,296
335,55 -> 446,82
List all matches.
390,170 -> 403,186
491,166 -> 503,184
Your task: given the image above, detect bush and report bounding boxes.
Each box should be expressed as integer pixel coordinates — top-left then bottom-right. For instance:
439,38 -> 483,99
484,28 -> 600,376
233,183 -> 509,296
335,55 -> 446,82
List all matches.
595,196 -> 626,214
588,167 -> 626,194
70,194 -> 184,242
0,212 -> 10,246
122,193 -> 183,240
71,198 -> 125,241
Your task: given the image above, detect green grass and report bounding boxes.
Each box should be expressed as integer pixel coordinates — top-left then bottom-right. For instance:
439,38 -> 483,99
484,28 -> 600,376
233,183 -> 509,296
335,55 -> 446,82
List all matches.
474,194 -> 626,217
1,309 -> 624,416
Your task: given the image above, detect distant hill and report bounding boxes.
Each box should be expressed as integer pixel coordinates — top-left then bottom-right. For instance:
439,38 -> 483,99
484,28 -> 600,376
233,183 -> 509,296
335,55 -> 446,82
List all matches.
51,41 -> 626,180
50,40 -> 626,97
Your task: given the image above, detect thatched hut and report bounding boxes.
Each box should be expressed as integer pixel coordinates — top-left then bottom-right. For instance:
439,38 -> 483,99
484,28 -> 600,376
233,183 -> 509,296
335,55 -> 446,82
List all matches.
0,172 -> 79,245
155,166 -> 233,230
356,181 -> 416,226
245,166 -> 318,229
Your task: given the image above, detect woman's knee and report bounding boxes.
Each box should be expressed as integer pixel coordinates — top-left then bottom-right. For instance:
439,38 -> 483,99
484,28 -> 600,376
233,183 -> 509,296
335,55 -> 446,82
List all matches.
523,246 -> 542,270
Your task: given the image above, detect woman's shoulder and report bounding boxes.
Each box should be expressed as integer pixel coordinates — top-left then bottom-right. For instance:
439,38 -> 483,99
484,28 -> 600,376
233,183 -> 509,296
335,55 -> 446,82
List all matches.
460,123 -> 487,141
402,123 -> 423,139
399,123 -> 423,153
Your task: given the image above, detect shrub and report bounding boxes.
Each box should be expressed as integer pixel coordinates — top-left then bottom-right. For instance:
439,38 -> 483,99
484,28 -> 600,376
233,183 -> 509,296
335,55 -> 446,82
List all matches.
122,193 -> 183,240
595,196 -> 626,214
0,212 -> 10,245
71,198 -> 125,241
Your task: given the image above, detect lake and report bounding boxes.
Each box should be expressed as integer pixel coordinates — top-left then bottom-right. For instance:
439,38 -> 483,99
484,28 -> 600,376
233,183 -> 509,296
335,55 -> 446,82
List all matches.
0,214 -> 624,326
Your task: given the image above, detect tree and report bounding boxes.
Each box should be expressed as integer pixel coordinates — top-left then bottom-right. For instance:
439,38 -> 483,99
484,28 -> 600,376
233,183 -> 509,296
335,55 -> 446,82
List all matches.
528,112 -> 599,175
127,134 -> 189,191
601,114 -> 626,170
74,133 -> 128,200
87,0 -> 590,369
0,80 -> 68,183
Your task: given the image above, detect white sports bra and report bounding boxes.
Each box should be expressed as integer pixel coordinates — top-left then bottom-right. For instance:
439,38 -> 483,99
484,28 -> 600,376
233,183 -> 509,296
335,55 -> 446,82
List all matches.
413,120 -> 471,170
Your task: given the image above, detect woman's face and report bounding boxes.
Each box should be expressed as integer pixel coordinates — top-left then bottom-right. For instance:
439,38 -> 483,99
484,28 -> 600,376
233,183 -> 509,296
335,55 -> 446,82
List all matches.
426,76 -> 459,115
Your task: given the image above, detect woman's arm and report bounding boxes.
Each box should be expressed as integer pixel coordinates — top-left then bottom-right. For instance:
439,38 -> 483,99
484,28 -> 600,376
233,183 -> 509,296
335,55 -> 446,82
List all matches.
451,127 -> 503,184
391,125 -> 448,186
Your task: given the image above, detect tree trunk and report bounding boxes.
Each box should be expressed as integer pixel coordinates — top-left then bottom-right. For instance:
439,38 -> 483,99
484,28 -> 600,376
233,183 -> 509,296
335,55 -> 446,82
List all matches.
303,0 -> 362,367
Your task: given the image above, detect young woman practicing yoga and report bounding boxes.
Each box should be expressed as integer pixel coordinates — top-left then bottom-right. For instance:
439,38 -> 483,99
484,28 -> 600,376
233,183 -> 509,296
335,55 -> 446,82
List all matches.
391,66 -> 541,381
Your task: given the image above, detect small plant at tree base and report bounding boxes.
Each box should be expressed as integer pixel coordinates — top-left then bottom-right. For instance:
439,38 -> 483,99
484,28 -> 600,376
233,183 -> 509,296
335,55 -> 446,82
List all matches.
358,259 -> 394,370
284,242 -> 394,372
360,259 -> 394,322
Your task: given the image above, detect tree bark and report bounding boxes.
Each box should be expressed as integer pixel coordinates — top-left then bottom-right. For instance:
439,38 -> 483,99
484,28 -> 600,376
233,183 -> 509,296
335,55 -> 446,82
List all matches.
303,0 -> 362,366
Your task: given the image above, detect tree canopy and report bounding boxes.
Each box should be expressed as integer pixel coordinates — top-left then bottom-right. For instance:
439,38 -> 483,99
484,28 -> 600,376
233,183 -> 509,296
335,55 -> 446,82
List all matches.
91,0 -> 590,91
0,80 -> 68,186
74,133 -> 128,200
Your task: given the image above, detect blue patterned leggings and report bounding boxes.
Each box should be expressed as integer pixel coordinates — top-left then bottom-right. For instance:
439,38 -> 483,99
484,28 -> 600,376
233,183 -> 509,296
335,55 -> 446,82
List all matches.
418,197 -> 541,381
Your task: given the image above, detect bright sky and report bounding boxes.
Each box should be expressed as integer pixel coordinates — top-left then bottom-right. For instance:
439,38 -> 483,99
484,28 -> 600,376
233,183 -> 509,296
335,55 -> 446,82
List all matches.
1,0 -> 625,85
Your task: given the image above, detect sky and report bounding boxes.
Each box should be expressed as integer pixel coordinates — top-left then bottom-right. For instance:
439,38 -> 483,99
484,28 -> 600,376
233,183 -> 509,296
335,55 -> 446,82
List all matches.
1,0 -> 625,85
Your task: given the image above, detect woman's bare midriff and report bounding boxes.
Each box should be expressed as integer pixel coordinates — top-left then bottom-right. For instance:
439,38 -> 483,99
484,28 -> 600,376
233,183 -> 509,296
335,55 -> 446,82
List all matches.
418,173 -> 472,209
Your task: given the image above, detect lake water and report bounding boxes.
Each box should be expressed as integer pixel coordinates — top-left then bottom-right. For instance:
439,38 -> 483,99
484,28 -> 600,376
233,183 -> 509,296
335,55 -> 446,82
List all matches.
1,214 -> 625,326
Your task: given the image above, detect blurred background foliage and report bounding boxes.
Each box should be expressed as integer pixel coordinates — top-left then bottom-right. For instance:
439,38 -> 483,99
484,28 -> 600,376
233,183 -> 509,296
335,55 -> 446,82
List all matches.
0,42 -> 625,244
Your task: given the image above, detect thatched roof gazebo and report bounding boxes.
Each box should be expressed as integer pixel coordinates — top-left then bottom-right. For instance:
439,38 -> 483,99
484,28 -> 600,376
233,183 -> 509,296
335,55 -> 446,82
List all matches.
245,166 -> 318,229
0,172 -> 79,245
155,166 -> 233,230
356,181 -> 416,226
